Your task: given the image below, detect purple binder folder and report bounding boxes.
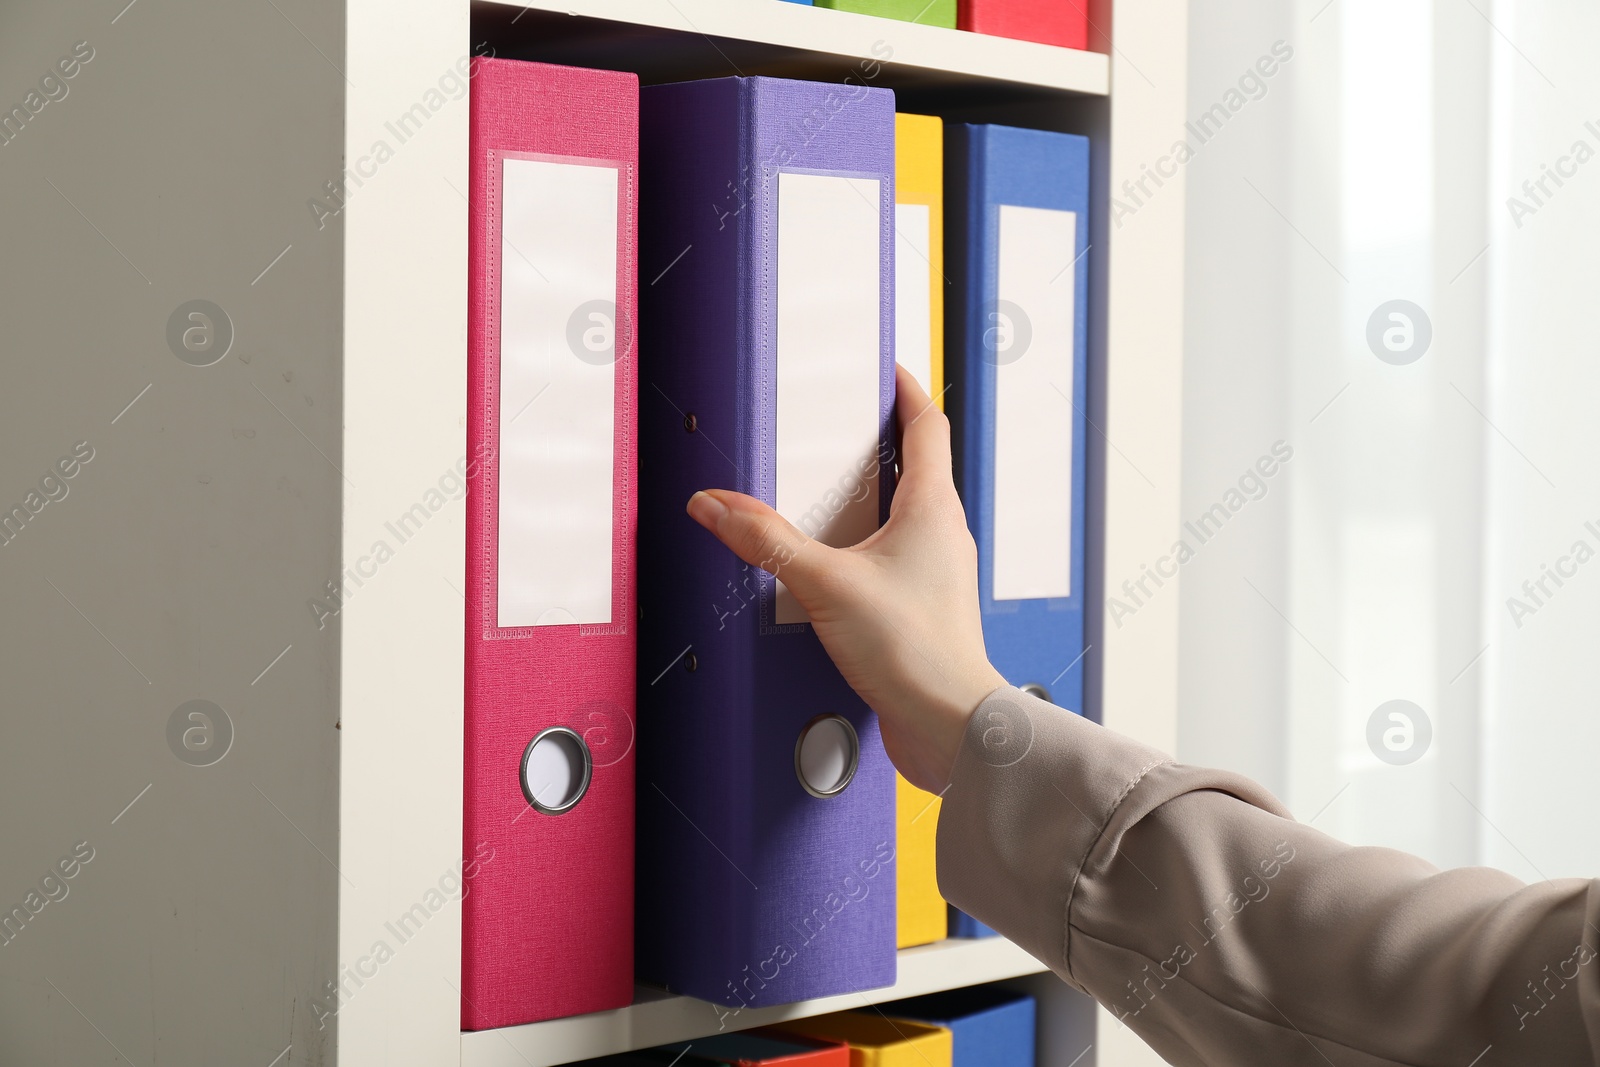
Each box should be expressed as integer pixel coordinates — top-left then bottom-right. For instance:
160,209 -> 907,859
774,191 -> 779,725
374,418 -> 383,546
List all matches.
636,76 -> 898,1007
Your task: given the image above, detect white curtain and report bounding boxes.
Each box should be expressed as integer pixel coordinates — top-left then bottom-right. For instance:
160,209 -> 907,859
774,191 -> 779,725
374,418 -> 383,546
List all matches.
1479,0 -> 1600,880
1178,0 -> 1597,878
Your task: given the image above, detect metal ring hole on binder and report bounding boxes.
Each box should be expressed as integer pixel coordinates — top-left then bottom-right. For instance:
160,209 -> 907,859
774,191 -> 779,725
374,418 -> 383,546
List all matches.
520,726 -> 593,816
794,714 -> 859,799
1021,683 -> 1052,704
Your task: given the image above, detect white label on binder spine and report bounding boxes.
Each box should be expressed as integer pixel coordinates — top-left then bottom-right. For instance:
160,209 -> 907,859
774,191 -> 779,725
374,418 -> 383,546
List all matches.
895,203 -> 934,397
994,204 -> 1076,602
497,156 -> 618,628
775,172 -> 882,626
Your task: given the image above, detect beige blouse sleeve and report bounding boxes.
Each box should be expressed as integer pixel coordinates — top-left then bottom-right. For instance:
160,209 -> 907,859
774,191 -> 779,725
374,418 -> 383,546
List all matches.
936,686 -> 1600,1066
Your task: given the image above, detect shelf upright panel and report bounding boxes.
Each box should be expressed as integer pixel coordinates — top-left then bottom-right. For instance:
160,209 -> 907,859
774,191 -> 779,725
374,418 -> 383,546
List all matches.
338,0 -> 471,1062
1090,0 -> 1190,1059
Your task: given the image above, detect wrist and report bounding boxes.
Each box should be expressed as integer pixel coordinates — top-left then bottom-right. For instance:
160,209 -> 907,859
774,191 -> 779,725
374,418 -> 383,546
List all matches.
928,662 -> 1007,787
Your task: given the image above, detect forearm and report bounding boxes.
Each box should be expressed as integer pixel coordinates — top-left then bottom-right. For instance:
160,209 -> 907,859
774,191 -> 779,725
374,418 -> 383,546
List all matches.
937,687 -> 1600,1067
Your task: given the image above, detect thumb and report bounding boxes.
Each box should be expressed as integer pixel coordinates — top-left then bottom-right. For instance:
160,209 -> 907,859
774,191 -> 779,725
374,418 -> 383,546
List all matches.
686,489 -> 829,596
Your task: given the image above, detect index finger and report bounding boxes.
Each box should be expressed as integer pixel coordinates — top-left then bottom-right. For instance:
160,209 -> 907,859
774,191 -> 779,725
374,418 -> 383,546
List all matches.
893,362 -> 954,490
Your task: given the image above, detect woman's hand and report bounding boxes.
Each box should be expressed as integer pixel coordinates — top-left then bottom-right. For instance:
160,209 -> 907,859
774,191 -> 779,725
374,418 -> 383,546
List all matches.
686,363 -> 1006,794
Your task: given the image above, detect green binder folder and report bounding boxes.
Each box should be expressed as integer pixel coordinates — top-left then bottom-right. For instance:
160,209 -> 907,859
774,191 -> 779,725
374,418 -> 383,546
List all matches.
813,0 -> 957,27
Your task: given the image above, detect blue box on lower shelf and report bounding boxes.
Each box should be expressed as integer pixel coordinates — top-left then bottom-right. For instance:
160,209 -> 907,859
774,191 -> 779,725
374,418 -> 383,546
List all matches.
881,986 -> 1036,1067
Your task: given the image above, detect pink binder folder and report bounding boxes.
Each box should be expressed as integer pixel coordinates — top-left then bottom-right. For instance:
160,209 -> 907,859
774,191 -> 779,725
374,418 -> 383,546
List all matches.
463,56 -> 639,1030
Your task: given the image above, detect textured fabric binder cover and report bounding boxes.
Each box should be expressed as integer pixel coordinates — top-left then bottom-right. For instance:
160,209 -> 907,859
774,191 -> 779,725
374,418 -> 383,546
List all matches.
945,122 -> 1089,722
893,111 -> 947,951
771,1013 -> 953,1067
895,113 -> 945,406
896,772 -> 945,947
694,1031 -> 852,1067
637,75 -> 897,1007
815,0 -> 956,26
883,987 -> 1036,1067
958,0 -> 1087,49
463,56 -> 638,1030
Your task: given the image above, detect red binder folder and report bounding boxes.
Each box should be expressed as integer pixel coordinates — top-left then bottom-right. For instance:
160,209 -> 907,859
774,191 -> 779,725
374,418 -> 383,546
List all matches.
958,0 -> 1088,50
463,56 -> 639,1030
695,1031 -> 851,1067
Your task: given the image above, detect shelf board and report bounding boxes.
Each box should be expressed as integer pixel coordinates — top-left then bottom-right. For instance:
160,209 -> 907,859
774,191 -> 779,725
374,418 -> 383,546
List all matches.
460,937 -> 1050,1067
473,0 -> 1108,104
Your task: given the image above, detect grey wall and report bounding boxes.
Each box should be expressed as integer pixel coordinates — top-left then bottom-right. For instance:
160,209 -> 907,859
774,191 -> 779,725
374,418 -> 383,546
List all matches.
0,1 -> 343,1062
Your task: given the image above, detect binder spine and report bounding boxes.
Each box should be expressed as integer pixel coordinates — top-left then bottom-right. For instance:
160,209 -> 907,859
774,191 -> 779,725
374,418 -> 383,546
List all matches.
742,76 -> 898,1004
948,123 -> 1090,718
463,57 -> 638,1031
638,76 -> 897,1008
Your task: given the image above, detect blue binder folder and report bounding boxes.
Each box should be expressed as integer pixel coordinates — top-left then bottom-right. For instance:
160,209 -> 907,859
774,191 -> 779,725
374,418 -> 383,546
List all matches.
884,987 -> 1036,1067
948,907 -> 997,938
945,123 -> 1090,716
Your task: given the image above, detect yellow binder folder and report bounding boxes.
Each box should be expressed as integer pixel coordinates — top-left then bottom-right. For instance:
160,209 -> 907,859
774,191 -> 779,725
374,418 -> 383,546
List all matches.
894,111 -> 948,950
896,771 -> 946,948
894,112 -> 945,408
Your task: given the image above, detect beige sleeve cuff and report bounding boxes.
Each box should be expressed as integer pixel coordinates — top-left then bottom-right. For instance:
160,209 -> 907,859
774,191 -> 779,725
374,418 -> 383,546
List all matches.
934,685 -> 1285,989
935,686 -> 1600,1066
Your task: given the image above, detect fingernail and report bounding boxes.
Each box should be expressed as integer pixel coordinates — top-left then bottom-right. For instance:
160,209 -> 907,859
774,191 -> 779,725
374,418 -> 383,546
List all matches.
686,491 -> 729,531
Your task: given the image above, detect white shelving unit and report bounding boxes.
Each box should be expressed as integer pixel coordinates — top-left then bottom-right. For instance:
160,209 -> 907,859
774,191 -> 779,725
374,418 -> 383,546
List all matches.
463,938 -> 1050,1067
478,0 -> 1110,94
2,2 -> 1184,1065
